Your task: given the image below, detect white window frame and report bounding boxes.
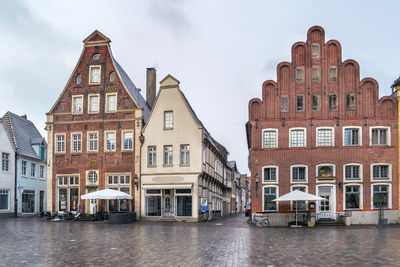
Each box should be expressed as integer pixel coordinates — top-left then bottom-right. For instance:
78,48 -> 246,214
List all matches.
289,128 -> 306,148
164,111 -> 174,130
87,131 -> 99,153
71,132 -> 82,153
21,160 -> 27,176
88,93 -> 100,114
343,184 -> 363,210
262,185 -> 279,212
163,145 -> 173,166
343,126 -> 362,146
31,163 -> 36,177
370,163 -> 392,182
290,185 -> 308,211
180,144 -> 190,166
1,153 -> 10,172
121,130 -> 134,151
40,165 -> 45,179
147,146 -> 157,167
0,189 -> 10,210
290,165 -> 308,183
262,128 -> 278,149
316,127 -> 334,147
105,92 -> 117,113
55,133 -> 66,154
89,65 -> 101,85
262,165 -> 279,184
315,163 -> 336,180
371,183 -> 392,210
86,170 -> 99,185
369,126 -> 391,146
71,95 -> 84,114
343,163 -> 363,182
104,131 -> 117,152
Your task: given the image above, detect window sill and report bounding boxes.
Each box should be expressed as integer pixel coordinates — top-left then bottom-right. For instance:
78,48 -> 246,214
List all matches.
163,165 -> 173,167
147,165 -> 157,168
180,164 -> 190,167
104,150 -> 116,153
163,128 -> 173,131
122,150 -> 134,153
87,151 -> 98,154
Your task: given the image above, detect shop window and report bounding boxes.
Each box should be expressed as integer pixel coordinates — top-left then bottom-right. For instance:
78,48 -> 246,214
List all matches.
373,185 -> 389,209
263,187 -> 277,212
22,190 -> 35,213
345,185 -> 360,210
146,196 -> 161,216
176,196 -> 192,216
0,190 -> 9,210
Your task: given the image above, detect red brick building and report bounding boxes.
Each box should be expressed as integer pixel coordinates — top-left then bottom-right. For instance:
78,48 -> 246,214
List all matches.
46,31 -> 150,215
246,26 -> 398,225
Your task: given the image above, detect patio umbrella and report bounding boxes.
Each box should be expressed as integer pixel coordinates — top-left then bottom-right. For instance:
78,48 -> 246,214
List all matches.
81,189 -> 133,200
273,190 -> 324,227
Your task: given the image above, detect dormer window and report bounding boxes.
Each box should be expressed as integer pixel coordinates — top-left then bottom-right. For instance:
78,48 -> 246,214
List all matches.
110,72 -> 115,83
92,53 -> 101,61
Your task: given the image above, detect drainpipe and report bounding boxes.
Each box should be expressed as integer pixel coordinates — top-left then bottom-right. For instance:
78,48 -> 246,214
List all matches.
14,152 -> 18,217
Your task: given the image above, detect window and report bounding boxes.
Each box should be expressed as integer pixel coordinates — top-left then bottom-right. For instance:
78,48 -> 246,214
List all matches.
88,132 -> 98,152
345,185 -> 360,210
311,43 -> 320,59
76,74 -> 82,85
72,133 -> 82,153
372,164 -> 390,180
148,146 -> 156,167
164,145 -> 173,166
72,96 -> 83,114
329,94 -> 337,110
317,128 -> 333,147
290,128 -> 305,148
317,165 -> 334,179
22,161 -> 27,176
164,111 -> 173,129
180,145 -> 190,165
263,187 -> 277,211
292,186 -> 306,211
89,66 -> 101,84
57,175 -> 79,212
280,96 -> 288,112
88,171 -> 98,184
311,66 -> 321,82
56,134 -> 65,153
295,67 -> 305,83
31,163 -> 36,177
346,94 -> 355,109
312,95 -> 320,111
106,93 -> 117,112
40,165 -> 44,178
2,153 -> 9,171
263,166 -> 277,183
92,53 -> 101,61
344,165 -> 361,181
371,128 -> 389,146
22,190 -> 35,213
296,95 -> 304,111
176,196 -> 192,216
0,190 -> 9,210
202,147 -> 206,164
328,66 -> 337,82
88,94 -> 99,113
373,185 -> 389,209
58,176 -> 68,186
262,129 -> 277,148
106,173 -> 131,211
344,127 -> 361,146
105,132 -> 116,151
109,72 -> 115,83
122,131 -> 133,150
146,189 -> 161,216
292,166 -> 307,182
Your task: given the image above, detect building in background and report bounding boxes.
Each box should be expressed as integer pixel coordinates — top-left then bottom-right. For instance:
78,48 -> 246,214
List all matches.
141,75 -> 235,221
246,26 -> 398,225
45,31 -> 149,215
0,118 -> 15,217
2,112 -> 47,216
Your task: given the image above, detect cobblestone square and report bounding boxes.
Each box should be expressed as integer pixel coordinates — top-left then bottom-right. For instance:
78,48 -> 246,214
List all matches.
1,214 -> 400,266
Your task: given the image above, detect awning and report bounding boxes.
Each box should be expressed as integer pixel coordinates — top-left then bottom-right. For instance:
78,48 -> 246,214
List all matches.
143,184 -> 193,189
81,189 -> 133,200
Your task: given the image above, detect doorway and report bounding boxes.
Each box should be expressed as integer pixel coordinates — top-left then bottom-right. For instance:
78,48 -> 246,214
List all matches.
163,189 -> 174,217
316,185 -> 335,220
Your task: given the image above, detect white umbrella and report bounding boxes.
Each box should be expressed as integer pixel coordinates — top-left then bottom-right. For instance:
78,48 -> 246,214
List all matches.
273,190 -> 324,227
81,189 -> 133,200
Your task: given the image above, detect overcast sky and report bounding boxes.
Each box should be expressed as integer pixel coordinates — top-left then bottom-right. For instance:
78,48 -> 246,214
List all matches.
0,0 -> 399,173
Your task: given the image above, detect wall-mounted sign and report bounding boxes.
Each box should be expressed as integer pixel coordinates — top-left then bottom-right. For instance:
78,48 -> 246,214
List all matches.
200,197 -> 208,211
88,160 -> 96,166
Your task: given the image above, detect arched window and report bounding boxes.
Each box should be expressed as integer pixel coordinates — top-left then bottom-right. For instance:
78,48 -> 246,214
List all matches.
92,53 -> 101,61
109,71 -> 115,83
88,171 -> 98,184
76,74 -> 82,85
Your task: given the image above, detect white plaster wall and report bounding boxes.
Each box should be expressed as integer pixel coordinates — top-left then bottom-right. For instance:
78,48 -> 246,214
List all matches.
0,122 -> 15,216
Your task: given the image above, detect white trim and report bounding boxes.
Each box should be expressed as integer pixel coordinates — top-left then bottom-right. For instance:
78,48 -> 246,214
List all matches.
289,127 -> 306,148
290,164 -> 308,183
70,132 -> 82,153
0,189 -> 11,211
316,127 -> 334,147
261,128 -> 278,148
86,170 -> 99,185
370,183 -> 392,209
105,92 -> 118,113
290,185 -> 308,211
262,185 -> 279,212
370,163 -> 392,182
342,126 -> 362,146
262,165 -> 279,184
87,131 -> 99,153
55,133 -> 66,154
343,163 -> 363,182
343,183 -> 363,210
315,163 -> 336,179
71,95 -> 84,115
88,65 -> 101,85
121,130 -> 134,151
316,184 -> 336,220
104,130 -> 117,152
88,93 -> 100,114
369,126 -> 391,146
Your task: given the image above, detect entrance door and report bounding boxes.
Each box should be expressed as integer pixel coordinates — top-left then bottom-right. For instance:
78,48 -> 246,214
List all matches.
317,186 -> 335,219
90,199 -> 97,215
163,189 -> 174,217
39,191 -> 44,212
86,189 -> 97,214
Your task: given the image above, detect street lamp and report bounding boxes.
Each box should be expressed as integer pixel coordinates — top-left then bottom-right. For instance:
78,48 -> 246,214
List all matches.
134,174 -> 139,190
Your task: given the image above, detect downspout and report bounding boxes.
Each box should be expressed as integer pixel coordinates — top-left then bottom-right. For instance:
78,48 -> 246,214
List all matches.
14,152 -> 18,217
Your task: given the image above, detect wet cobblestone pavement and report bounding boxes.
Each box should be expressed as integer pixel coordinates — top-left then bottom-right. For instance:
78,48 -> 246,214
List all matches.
1,214 -> 400,266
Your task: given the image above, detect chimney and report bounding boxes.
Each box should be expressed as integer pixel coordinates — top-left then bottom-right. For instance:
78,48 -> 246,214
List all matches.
146,68 -> 156,109
21,114 -> 27,120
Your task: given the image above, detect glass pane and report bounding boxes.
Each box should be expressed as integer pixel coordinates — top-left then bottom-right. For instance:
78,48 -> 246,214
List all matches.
146,196 -> 161,216
176,196 -> 192,216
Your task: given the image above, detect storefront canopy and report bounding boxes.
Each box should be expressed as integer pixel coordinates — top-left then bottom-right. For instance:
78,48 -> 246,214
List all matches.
142,184 -> 193,189
81,189 -> 133,200
273,190 -> 324,202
